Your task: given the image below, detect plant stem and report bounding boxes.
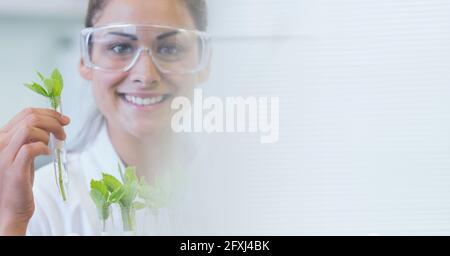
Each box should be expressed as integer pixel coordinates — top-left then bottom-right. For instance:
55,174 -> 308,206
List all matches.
53,98 -> 67,202
120,207 -> 134,232
56,148 -> 67,201
99,206 -> 110,233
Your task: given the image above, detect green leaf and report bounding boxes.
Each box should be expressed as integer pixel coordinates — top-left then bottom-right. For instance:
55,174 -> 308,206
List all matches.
43,78 -> 54,96
24,82 -> 48,97
137,178 -> 151,198
36,71 -> 45,82
102,173 -> 122,193
90,189 -> 106,210
52,82 -> 62,97
51,69 -> 63,97
133,201 -> 146,210
109,186 -> 126,203
51,69 -> 63,84
90,180 -> 108,199
137,175 -> 173,209
90,190 -> 110,220
119,182 -> 138,207
26,69 -> 65,111
124,167 -> 138,184
141,189 -> 166,209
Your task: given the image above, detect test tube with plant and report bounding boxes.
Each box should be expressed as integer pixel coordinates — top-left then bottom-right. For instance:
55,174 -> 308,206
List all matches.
91,166 -> 144,234
116,165 -> 143,233
24,69 -> 69,201
90,164 -> 182,235
90,177 -> 125,234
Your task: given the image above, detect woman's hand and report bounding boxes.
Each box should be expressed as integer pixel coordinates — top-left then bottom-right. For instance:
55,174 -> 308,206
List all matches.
0,108 -> 70,235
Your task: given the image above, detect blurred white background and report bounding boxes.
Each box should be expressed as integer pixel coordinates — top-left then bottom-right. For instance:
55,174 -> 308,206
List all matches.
1,0 -> 450,235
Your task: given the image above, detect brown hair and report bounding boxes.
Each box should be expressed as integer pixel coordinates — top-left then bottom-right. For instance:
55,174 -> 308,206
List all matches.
85,0 -> 208,31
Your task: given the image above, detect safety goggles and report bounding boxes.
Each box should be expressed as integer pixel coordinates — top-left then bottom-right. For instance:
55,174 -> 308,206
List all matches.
81,24 -> 212,74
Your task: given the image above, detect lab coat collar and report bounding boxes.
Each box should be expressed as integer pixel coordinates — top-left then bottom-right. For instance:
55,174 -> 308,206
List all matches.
84,123 -> 125,182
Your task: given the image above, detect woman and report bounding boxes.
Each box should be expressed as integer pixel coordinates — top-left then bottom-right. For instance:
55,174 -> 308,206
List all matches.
0,0 -> 210,235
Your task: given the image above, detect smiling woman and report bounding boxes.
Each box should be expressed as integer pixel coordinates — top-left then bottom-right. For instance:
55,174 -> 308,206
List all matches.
0,0 -> 210,236
73,0 -> 209,153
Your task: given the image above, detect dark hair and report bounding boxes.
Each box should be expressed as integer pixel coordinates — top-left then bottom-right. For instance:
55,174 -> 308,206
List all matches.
85,0 -> 208,31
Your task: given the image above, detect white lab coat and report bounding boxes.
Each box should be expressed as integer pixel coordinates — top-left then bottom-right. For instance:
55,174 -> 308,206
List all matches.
27,124 -> 176,236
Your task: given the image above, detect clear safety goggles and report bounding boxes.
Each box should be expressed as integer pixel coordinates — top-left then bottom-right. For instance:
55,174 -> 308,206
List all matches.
81,24 -> 212,74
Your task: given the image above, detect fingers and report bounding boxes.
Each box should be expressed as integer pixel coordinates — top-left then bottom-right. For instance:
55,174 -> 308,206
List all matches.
5,127 -> 50,160
0,132 -> 10,151
0,107 -> 70,167
14,141 -> 50,173
20,114 -> 68,141
1,108 -> 69,134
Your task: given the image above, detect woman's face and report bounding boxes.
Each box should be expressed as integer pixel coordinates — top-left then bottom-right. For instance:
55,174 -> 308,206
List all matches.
80,0 -> 206,138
